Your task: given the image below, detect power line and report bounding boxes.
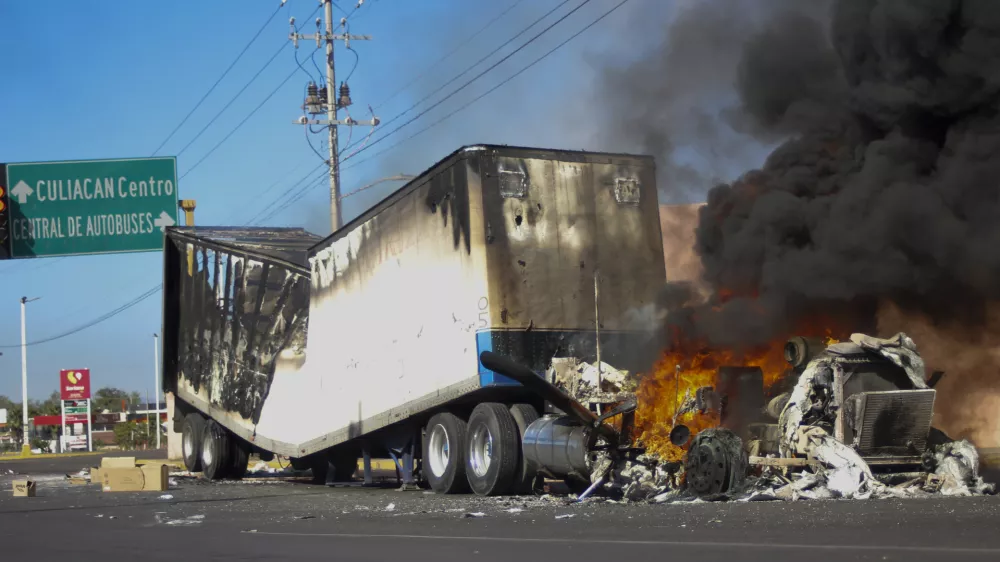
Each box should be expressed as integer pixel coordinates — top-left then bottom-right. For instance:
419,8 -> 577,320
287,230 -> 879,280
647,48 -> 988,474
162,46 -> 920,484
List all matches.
344,0 -> 573,155
261,0 -> 586,224
374,0 -> 526,110
180,47 -> 320,180
176,41 -> 291,158
243,162 -> 328,225
341,0 -> 631,173
151,1 -> 288,156
341,0 -> 591,161
0,285 -> 162,348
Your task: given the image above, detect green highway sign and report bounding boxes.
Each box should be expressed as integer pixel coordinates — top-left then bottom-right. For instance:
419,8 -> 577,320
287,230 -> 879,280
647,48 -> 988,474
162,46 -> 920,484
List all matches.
2,157 -> 178,258
64,406 -> 88,414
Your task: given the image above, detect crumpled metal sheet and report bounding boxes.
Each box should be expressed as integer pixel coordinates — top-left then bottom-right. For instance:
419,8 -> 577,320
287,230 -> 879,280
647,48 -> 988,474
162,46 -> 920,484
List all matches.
792,426 -> 878,499
848,332 -> 928,390
929,439 -> 994,496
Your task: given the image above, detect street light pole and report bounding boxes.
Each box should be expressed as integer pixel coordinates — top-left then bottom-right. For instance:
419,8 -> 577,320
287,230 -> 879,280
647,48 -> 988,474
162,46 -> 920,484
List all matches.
19,296 -> 39,455
153,333 -> 161,449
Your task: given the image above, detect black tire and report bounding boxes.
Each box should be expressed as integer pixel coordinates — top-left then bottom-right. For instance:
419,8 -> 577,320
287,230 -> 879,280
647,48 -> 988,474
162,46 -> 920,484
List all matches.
423,412 -> 470,494
200,421 -> 231,481
308,454 -> 329,484
325,449 -> 359,484
289,457 -> 309,472
509,404 -> 540,495
465,403 -> 520,496
181,413 -> 206,472
683,428 -> 748,498
227,436 -> 251,480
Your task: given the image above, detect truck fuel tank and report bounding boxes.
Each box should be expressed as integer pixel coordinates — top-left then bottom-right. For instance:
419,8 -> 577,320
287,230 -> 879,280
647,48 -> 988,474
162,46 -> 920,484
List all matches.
521,415 -> 595,480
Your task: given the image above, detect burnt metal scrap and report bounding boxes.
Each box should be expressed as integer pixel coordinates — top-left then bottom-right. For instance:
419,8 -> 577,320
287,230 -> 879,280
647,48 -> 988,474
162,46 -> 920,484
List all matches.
501,331 -> 995,503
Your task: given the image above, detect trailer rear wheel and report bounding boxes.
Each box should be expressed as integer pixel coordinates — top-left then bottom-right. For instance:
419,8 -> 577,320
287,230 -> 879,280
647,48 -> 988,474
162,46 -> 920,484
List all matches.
509,404 -> 540,494
181,413 -> 206,472
423,412 -> 469,494
200,421 -> 231,481
465,403 -> 520,496
227,436 -> 251,480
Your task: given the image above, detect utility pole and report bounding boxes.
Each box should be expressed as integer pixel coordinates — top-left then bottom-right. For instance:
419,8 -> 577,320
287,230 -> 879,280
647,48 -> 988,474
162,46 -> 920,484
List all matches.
19,296 -> 39,456
153,333 -> 161,449
290,1 -> 378,232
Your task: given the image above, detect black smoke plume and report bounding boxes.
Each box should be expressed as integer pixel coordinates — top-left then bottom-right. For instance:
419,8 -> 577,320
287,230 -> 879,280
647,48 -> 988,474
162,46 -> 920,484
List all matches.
607,0 -> 1000,348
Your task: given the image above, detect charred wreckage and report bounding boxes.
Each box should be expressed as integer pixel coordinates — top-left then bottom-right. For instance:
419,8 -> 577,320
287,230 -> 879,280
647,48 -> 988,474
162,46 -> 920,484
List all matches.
482,332 -> 994,503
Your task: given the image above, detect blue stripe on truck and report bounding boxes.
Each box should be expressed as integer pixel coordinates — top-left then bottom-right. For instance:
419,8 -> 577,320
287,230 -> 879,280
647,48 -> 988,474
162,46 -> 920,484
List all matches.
476,331 -> 520,387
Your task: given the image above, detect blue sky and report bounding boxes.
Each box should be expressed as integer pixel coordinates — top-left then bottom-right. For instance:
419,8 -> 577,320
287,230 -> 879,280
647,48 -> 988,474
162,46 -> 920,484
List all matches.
0,0 -> 741,400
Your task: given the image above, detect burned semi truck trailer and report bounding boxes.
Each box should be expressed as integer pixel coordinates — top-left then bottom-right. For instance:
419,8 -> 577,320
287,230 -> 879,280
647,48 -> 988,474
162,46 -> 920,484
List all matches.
161,144 -> 666,495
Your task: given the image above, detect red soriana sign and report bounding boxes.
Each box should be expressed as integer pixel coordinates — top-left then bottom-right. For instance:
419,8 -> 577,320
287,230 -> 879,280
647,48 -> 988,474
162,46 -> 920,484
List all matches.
60,369 -> 91,400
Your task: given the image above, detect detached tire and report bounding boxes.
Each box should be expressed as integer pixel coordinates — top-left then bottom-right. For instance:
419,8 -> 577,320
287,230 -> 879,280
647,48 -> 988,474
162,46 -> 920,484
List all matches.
227,436 -> 251,480
181,413 -> 206,472
423,412 -> 469,494
509,404 -> 540,494
200,421 -> 231,481
465,403 -> 520,496
683,428 -> 748,498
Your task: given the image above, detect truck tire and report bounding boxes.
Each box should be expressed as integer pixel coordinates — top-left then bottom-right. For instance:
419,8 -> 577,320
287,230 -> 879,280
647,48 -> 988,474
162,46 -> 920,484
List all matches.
326,450 -> 359,484
509,404 -> 540,494
423,412 -> 470,494
200,421 -> 231,481
464,403 -> 520,496
181,413 -> 206,472
308,455 -> 328,484
227,436 -> 251,480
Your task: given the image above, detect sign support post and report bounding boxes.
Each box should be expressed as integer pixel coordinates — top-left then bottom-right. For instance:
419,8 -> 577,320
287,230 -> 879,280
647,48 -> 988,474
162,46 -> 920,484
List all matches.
86,398 -> 93,452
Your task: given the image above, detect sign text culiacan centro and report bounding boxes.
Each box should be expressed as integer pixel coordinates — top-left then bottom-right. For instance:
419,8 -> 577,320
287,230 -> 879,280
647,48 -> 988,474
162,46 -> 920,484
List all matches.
3,157 -> 179,258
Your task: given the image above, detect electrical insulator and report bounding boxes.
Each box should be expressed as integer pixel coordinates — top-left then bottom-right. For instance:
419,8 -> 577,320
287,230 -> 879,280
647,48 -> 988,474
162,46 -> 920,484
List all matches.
338,82 -> 352,108
305,82 -> 323,115
318,85 -> 328,102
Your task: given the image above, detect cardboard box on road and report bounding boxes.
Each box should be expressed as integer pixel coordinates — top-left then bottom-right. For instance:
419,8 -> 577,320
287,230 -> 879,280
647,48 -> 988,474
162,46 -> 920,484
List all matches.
12,480 -> 36,497
90,457 -> 169,492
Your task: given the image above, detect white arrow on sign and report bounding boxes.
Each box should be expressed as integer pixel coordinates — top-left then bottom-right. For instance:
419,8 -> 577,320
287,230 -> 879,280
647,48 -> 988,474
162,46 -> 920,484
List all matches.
153,211 -> 176,232
11,180 -> 33,204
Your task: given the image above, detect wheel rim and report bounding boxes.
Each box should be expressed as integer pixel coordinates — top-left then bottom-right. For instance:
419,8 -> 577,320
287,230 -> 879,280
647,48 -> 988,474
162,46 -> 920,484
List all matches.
685,441 -> 727,495
183,431 -> 193,458
427,424 -> 450,478
469,424 -> 493,478
201,434 -> 214,468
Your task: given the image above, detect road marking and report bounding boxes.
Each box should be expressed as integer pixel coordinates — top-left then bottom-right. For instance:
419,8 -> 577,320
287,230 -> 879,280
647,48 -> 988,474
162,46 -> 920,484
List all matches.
245,532 -> 1000,555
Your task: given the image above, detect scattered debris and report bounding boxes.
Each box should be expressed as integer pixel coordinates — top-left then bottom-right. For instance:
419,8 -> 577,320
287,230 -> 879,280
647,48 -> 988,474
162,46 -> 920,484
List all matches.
581,332 -> 996,504
384,503 -> 396,512
548,358 -> 639,408
294,515 -> 316,520
159,494 -> 174,500
156,514 -> 206,526
555,514 -> 576,520
506,508 -> 523,513
463,512 -> 486,518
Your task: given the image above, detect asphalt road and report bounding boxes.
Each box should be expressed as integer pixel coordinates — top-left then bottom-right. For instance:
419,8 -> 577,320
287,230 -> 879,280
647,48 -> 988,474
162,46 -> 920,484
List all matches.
0,449 -> 166,475
2,455 -> 1000,561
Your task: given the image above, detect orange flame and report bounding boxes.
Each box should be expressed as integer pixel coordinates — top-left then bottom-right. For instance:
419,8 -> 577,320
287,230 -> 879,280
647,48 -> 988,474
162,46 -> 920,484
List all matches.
634,321 -> 849,462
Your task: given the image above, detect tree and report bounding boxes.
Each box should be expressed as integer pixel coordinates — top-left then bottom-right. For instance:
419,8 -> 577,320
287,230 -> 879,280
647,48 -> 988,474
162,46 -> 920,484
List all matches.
113,421 -> 150,450
93,387 -> 131,413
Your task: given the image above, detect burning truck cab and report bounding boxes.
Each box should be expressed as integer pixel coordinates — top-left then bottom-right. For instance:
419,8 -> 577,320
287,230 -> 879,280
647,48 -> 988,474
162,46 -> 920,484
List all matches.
682,333 -> 941,498
483,330 -> 991,501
